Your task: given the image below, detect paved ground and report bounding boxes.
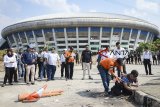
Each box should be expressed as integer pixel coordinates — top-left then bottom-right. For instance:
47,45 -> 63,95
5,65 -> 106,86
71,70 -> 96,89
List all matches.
0,64 -> 159,107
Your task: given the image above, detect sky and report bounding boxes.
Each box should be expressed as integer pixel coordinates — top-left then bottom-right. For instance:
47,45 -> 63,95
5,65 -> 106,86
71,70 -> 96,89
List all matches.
0,0 -> 160,38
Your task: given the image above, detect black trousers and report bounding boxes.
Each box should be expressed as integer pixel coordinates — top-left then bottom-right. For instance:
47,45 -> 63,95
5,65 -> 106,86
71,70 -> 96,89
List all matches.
13,68 -> 18,82
143,59 -> 152,75
66,62 -> 74,79
61,62 -> 66,77
3,67 -> 14,84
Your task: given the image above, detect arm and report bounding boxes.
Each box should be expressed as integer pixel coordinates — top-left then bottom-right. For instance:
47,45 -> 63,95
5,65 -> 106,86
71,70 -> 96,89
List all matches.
3,55 -> 10,64
123,83 -> 136,91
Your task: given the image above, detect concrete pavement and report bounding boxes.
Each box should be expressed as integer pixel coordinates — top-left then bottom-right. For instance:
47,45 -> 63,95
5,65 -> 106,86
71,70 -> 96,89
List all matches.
0,63 -> 160,107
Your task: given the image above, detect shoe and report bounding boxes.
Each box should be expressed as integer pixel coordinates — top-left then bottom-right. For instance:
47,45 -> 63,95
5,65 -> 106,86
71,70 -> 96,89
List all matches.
1,84 -> 5,87
89,76 -> 93,80
31,83 -> 35,85
9,83 -> 13,85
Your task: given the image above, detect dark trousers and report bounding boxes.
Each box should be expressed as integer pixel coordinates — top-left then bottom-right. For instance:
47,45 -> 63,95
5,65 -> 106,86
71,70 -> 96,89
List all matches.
38,63 -> 46,78
98,66 -> 110,92
47,65 -> 56,80
66,62 -> 74,79
3,67 -> 14,84
143,59 -> 152,75
61,62 -> 66,77
13,68 -> 18,82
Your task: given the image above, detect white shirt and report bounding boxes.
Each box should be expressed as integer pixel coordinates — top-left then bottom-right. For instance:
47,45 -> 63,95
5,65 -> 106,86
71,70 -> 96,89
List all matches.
43,51 -> 48,59
101,51 -> 111,60
13,53 -> 18,68
113,47 -> 127,59
143,51 -> 152,61
4,54 -> 17,68
60,54 -> 66,63
47,52 -> 60,65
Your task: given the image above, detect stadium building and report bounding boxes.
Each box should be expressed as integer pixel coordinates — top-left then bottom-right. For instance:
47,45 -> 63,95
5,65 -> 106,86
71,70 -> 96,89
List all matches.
1,13 -> 159,53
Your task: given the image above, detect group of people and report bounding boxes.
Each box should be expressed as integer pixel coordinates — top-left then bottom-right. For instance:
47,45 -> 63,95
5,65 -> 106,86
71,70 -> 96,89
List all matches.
1,44 -> 93,87
1,42 -> 157,97
125,50 -> 160,65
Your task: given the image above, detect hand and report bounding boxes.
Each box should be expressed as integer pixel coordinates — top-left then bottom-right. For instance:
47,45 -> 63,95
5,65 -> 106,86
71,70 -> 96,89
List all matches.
24,64 -> 27,67
32,59 -> 35,63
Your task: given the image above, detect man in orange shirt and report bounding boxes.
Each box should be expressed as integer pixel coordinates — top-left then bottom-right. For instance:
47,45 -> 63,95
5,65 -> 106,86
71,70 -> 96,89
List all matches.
65,47 -> 75,80
98,58 -> 123,95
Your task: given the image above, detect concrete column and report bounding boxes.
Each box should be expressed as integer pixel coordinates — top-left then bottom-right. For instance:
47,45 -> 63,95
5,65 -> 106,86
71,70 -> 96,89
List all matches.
99,27 -> 102,49
52,28 -> 57,51
109,27 -> 114,49
134,30 -> 141,50
24,31 -> 29,45
32,30 -> 39,51
88,27 -> 91,49
64,28 -> 68,49
76,27 -> 79,53
6,36 -> 11,48
119,28 -> 124,44
12,34 -> 19,49
128,29 -> 133,50
42,29 -> 46,47
145,32 -> 150,43
18,33 -> 24,49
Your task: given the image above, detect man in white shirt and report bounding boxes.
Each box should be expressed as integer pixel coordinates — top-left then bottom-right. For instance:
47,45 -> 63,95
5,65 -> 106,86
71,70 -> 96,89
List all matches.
113,42 -> 127,77
46,48 -> 60,81
142,47 -> 153,75
60,49 -> 67,78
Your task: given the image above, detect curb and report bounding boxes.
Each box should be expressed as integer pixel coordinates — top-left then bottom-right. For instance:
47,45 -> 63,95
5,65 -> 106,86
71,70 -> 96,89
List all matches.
132,91 -> 160,107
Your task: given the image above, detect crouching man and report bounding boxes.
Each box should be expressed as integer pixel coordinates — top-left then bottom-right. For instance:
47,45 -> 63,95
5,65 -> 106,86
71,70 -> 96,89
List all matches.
98,58 -> 123,96
111,70 -> 139,96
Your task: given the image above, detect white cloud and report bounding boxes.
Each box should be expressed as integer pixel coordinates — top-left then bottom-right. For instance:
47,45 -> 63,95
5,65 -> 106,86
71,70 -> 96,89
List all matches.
136,0 -> 160,13
89,9 -> 97,12
0,0 -> 22,38
27,0 -> 80,13
123,0 -> 160,29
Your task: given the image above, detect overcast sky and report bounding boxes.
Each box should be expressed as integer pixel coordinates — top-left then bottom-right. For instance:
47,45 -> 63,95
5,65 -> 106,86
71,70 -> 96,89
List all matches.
0,0 -> 160,38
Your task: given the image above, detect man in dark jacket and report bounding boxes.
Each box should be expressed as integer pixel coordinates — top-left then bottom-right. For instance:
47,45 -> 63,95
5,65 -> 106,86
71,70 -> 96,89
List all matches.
81,45 -> 93,80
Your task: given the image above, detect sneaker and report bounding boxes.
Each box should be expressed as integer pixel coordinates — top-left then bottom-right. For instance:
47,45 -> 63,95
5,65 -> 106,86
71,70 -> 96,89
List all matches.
31,83 -> 35,85
1,84 -> 5,87
89,76 -> 93,80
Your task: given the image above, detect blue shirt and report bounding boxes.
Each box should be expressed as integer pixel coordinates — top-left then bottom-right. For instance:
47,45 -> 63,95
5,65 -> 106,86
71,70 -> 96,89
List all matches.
22,52 -> 37,65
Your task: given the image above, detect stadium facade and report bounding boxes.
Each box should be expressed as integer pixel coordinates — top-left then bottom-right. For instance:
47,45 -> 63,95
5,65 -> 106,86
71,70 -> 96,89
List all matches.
1,13 -> 159,53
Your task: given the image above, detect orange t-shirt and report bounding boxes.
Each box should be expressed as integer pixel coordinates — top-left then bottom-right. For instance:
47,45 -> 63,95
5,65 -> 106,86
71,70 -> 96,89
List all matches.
65,51 -> 75,62
100,58 -> 116,70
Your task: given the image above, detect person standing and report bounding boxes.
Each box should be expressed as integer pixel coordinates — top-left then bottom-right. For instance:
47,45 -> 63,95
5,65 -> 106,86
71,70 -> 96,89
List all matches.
23,45 -> 37,85
65,47 -> 75,80
81,45 -> 93,80
46,48 -> 60,81
113,42 -> 127,77
37,49 -> 45,80
2,49 -> 17,87
75,50 -> 79,65
17,49 -> 25,78
142,47 -> 153,75
60,49 -> 67,79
